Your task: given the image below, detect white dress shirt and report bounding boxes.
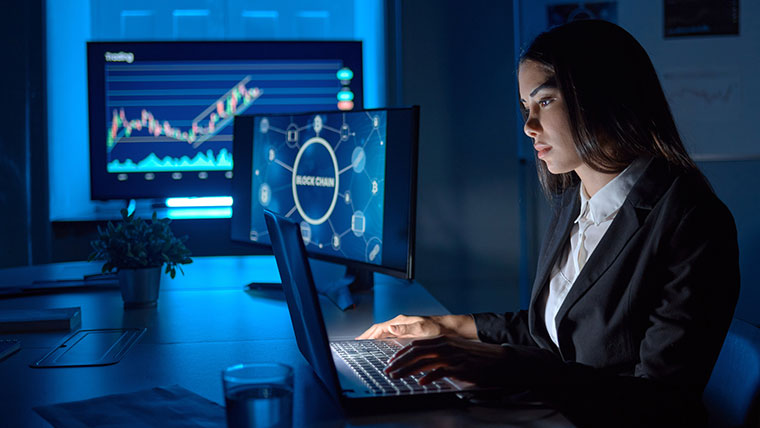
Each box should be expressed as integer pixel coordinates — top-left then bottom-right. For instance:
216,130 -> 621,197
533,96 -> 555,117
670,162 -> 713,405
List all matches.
543,159 -> 647,347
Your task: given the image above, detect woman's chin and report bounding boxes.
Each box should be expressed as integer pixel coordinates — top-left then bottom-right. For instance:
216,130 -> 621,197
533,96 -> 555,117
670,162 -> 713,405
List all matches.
542,159 -> 577,175
544,162 -> 562,175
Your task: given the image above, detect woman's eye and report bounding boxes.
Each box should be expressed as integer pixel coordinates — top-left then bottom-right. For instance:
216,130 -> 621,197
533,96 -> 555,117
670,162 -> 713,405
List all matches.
539,98 -> 554,107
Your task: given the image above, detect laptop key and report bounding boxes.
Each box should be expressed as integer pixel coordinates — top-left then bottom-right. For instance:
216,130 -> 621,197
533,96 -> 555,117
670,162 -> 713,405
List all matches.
433,381 -> 454,391
409,384 -> 426,393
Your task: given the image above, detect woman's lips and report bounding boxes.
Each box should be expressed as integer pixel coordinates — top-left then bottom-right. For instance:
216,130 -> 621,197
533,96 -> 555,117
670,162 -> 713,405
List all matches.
534,144 -> 551,159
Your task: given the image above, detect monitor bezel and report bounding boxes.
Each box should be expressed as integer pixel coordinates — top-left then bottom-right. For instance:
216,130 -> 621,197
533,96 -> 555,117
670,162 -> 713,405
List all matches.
231,106 -> 419,280
87,40 -> 364,201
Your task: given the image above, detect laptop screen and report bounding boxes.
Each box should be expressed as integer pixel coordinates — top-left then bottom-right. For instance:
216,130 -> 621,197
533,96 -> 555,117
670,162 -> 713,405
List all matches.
264,209 -> 342,401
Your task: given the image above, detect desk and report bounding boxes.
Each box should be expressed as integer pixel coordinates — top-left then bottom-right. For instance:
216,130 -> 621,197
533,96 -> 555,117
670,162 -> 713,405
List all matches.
0,256 -> 572,427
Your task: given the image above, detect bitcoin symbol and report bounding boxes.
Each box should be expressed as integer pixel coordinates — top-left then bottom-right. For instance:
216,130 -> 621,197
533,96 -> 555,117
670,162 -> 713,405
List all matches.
371,180 -> 378,194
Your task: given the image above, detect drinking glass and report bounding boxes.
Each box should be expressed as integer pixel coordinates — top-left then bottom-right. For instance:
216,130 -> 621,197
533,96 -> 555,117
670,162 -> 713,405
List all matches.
222,363 -> 293,428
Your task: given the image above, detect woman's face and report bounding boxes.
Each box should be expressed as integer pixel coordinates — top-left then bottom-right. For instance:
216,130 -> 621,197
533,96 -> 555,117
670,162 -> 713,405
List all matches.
518,60 -> 582,175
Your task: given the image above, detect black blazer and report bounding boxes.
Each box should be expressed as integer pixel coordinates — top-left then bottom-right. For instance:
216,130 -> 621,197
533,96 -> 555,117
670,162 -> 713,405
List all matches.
473,158 -> 740,427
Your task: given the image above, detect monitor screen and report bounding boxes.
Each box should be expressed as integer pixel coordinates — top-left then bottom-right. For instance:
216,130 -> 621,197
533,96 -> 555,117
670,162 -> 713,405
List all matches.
231,107 -> 419,279
87,41 -> 363,200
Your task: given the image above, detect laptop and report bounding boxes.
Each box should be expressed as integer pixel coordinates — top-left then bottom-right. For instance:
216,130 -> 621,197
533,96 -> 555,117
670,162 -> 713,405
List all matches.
263,209 -> 483,410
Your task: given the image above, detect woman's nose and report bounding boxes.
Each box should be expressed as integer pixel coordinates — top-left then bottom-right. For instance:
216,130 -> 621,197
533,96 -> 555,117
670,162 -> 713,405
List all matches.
523,115 -> 541,138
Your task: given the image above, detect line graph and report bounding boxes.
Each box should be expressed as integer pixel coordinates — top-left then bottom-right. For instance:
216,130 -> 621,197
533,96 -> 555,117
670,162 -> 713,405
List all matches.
662,69 -> 740,113
104,59 -> 355,174
108,78 -> 262,150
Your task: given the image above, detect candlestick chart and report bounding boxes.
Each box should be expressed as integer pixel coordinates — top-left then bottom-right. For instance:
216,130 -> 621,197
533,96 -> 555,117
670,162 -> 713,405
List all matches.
105,59 -> 353,174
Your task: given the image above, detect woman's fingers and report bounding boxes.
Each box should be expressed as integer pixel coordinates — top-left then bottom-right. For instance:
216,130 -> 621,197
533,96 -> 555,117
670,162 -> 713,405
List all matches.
357,315 -> 453,341
384,336 -> 512,387
389,335 -> 447,362
386,357 -> 446,379
356,315 -> 412,340
354,324 -> 377,340
389,321 -> 426,337
418,366 -> 453,385
356,322 -> 392,340
386,337 -> 454,375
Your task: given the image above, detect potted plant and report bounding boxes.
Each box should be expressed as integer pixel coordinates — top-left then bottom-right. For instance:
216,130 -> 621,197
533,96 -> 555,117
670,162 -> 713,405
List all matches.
89,209 -> 192,308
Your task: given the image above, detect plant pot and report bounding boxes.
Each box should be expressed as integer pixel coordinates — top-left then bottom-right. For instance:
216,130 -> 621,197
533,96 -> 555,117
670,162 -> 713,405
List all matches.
118,266 -> 162,309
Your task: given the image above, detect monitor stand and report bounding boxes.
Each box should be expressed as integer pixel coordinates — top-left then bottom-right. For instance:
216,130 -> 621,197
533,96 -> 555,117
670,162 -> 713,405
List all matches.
316,266 -> 373,311
244,265 -> 372,312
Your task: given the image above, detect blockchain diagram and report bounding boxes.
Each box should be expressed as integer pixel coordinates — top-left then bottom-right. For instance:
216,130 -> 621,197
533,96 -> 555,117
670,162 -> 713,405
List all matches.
250,111 -> 387,264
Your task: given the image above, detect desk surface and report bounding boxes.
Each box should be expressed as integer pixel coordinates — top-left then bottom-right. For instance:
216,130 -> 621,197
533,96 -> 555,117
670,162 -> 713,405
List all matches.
0,256 -> 572,427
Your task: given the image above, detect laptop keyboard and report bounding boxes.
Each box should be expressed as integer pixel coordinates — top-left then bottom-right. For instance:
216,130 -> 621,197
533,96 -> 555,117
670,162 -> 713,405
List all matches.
331,340 -> 455,395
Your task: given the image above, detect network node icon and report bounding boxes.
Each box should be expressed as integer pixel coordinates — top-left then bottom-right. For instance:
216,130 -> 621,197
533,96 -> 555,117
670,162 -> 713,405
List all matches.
366,237 -> 382,262
351,210 -> 366,236
372,115 -> 380,128
249,230 -> 259,242
369,244 -> 380,261
313,115 -> 323,133
267,147 -> 276,162
351,147 -> 366,173
331,234 -> 341,250
340,123 -> 351,141
300,221 -> 312,245
286,123 -> 299,147
259,183 -> 271,206
371,180 -> 378,195
344,191 -> 351,204
260,118 -> 270,134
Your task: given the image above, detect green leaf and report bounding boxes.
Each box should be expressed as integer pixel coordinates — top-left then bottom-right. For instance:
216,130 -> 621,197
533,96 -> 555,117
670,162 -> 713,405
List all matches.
88,210 -> 192,271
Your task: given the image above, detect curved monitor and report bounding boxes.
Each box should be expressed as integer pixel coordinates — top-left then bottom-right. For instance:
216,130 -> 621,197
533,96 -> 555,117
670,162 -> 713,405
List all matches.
231,106 -> 419,279
87,41 -> 363,200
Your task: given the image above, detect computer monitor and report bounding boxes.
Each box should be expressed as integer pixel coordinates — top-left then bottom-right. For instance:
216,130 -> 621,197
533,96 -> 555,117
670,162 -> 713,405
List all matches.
87,41 -> 363,200
231,106 -> 420,289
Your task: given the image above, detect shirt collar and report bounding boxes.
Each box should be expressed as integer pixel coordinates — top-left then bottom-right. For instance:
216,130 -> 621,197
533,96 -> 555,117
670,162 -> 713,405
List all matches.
575,157 -> 648,226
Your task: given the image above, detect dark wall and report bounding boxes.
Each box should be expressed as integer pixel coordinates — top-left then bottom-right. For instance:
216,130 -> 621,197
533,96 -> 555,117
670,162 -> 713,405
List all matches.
0,0 -> 50,268
699,160 -> 760,326
398,1 -> 521,314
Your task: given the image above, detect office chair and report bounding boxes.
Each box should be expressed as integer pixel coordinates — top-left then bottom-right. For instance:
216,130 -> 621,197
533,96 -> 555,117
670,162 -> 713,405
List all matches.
704,318 -> 760,428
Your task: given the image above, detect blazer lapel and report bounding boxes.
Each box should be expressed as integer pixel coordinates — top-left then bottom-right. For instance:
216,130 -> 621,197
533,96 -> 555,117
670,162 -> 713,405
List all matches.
529,191 -> 579,307
554,202 -> 642,326
528,189 -> 579,350
554,158 -> 674,327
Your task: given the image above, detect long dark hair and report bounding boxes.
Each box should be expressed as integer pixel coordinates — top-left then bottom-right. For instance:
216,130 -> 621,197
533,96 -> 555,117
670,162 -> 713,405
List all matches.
520,20 -> 697,196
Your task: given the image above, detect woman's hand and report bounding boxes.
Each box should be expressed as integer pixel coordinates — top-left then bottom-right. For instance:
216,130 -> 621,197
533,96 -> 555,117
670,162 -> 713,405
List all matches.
355,314 -> 477,340
384,335 -> 562,388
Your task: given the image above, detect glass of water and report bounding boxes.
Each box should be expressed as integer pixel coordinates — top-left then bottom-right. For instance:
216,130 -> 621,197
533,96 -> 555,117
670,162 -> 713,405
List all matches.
222,363 -> 294,428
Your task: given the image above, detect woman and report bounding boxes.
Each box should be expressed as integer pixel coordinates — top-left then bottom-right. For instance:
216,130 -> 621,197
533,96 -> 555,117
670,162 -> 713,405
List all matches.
357,20 -> 739,427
